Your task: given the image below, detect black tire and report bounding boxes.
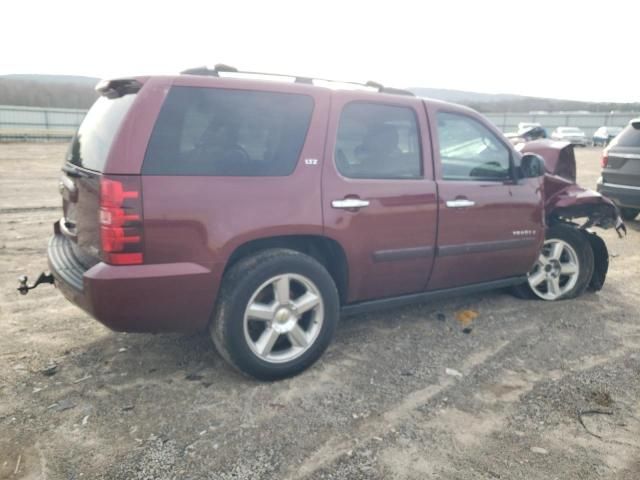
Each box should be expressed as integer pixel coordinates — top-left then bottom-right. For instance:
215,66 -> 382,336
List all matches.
620,208 -> 639,221
210,248 -> 339,380
512,224 -> 594,301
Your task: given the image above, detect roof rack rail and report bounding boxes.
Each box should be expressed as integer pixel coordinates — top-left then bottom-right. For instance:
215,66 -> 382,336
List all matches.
180,64 -> 414,97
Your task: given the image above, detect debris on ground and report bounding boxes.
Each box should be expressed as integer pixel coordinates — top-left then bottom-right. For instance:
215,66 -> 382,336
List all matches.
530,446 -> 549,455
41,362 -> 58,376
73,374 -> 92,384
455,309 -> 478,326
577,409 -> 614,439
48,398 -> 76,412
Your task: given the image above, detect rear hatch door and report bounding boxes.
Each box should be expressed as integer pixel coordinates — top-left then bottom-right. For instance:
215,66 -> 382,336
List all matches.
603,121 -> 640,188
60,90 -> 138,266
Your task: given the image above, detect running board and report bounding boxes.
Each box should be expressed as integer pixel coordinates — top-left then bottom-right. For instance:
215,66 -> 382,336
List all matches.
340,276 -> 527,317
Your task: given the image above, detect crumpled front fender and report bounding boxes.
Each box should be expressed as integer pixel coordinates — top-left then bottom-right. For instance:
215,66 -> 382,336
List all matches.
518,139 -> 626,236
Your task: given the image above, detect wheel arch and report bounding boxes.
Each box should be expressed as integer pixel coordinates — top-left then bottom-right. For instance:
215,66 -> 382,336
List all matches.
224,235 -> 349,304
582,230 -> 609,291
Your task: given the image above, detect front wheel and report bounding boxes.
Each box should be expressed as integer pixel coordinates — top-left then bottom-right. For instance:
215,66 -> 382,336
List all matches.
513,225 -> 594,301
210,249 -> 339,380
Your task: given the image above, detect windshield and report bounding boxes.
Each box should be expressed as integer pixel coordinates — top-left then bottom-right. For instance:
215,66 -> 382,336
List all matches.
67,94 -> 136,171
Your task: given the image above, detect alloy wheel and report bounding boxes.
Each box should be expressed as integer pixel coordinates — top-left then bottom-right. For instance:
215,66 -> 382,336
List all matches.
243,274 -> 324,363
527,239 -> 580,300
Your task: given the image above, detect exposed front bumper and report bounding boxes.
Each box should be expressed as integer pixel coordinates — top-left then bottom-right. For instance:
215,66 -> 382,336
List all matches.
597,178 -> 640,209
48,229 -> 221,333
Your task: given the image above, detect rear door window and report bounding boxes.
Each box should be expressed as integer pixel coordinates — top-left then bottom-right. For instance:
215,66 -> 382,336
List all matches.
143,87 -> 314,176
67,94 -> 136,172
334,102 -> 422,179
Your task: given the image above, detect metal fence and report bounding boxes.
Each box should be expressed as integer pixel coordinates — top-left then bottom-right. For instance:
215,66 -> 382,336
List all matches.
0,105 -> 86,141
484,112 -> 639,137
1,104 -> 639,142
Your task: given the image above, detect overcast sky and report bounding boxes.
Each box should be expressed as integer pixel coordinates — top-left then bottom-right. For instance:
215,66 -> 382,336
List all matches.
3,0 -> 638,102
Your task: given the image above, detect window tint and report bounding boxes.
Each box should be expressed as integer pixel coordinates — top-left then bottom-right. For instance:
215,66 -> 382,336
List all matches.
611,124 -> 640,148
143,87 -> 314,176
436,112 -> 511,181
335,103 -> 422,179
68,94 -> 136,172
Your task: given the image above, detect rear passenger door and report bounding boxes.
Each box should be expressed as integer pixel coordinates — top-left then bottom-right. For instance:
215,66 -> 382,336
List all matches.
322,93 -> 438,302
426,107 -> 544,290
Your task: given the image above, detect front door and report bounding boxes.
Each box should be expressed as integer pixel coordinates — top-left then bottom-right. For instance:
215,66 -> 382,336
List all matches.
322,93 -> 438,302
426,107 -> 544,290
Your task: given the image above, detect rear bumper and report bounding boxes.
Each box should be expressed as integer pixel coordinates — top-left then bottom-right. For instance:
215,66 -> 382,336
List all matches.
48,229 -> 220,333
597,178 -> 640,209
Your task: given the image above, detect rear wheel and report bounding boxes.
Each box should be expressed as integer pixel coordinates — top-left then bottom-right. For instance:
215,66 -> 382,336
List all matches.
513,225 -> 594,301
620,208 -> 639,221
210,249 -> 339,380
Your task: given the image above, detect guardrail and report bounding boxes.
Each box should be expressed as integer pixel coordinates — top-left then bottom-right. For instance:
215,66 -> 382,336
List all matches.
0,105 -> 86,141
484,112 -> 639,137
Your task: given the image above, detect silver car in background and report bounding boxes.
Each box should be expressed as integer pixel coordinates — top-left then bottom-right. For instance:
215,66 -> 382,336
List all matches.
551,126 -> 588,146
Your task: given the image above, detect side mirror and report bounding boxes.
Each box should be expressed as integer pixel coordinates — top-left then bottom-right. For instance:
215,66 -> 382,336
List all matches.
518,153 -> 546,179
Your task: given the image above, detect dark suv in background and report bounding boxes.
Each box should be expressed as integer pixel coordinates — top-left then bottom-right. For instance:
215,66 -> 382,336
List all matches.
21,65 -> 624,380
598,119 -> 640,220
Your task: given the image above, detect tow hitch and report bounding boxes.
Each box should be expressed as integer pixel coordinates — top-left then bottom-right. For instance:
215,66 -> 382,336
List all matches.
17,272 -> 54,295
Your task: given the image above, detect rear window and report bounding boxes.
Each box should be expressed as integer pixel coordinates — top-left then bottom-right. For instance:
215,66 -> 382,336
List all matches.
611,124 -> 640,148
67,94 -> 136,172
142,87 -> 314,176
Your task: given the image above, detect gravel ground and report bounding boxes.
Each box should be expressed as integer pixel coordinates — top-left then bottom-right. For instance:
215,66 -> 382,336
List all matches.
1,144 -> 639,480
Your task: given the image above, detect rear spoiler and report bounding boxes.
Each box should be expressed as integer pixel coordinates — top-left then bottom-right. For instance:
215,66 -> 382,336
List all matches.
95,78 -> 142,98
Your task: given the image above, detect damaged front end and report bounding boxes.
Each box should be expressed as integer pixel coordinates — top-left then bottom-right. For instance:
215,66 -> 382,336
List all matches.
517,139 -> 626,290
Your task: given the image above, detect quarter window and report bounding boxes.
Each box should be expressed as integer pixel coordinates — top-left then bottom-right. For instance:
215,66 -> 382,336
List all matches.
335,103 -> 422,179
436,112 -> 511,181
143,87 -> 314,176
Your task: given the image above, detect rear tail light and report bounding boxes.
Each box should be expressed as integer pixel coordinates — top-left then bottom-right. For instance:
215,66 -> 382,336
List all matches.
100,177 -> 143,265
601,152 -> 608,168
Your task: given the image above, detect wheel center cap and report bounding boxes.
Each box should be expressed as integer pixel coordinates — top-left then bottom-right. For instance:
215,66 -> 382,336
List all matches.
547,259 -> 561,277
273,308 -> 296,333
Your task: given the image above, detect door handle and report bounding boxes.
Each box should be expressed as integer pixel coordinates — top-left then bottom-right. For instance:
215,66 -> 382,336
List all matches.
446,199 -> 475,208
331,198 -> 370,209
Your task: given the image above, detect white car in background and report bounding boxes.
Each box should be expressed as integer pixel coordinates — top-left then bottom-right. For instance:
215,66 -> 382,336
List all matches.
551,126 -> 588,146
518,122 -> 542,133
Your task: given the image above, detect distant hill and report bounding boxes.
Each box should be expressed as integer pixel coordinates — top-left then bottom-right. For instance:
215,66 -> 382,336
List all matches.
0,74 -> 99,109
1,74 -> 639,113
409,87 -> 640,113
2,74 -> 100,86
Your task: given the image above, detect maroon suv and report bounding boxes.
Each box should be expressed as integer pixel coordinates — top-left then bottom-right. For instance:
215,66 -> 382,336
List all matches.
23,65 -> 624,379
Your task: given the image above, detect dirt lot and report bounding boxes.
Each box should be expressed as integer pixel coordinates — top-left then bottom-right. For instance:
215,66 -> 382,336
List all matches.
1,144 -> 639,480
